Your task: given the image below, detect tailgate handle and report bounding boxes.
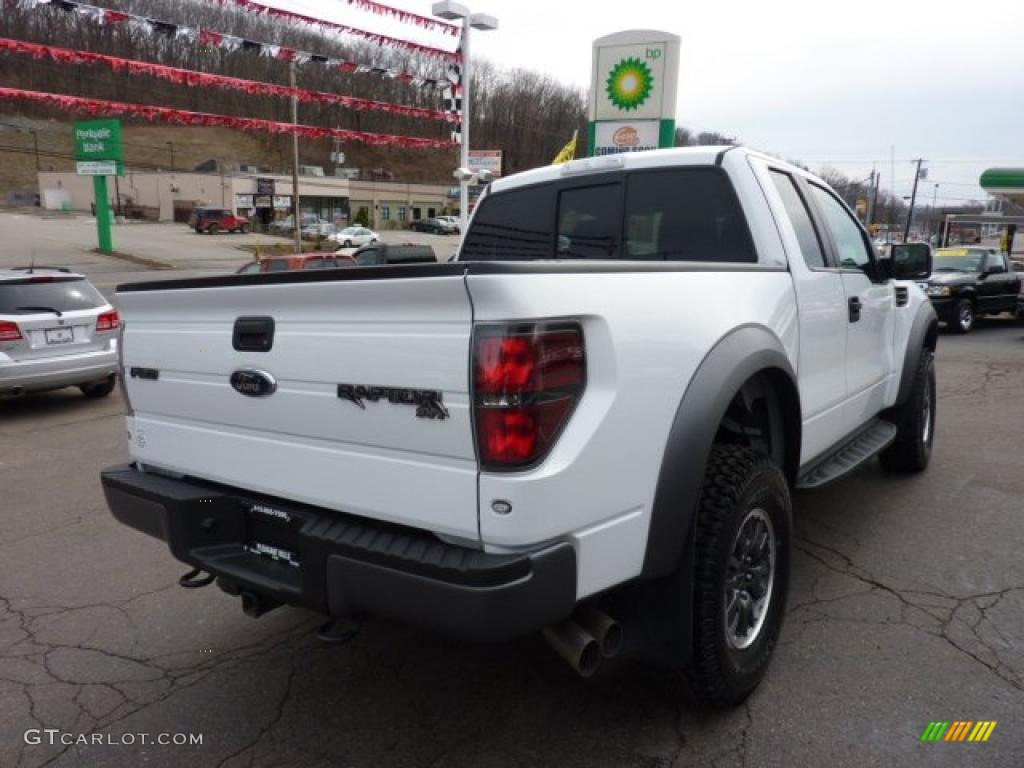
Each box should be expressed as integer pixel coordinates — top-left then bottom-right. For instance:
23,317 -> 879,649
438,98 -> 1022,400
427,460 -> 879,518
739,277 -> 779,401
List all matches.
233,316 -> 275,352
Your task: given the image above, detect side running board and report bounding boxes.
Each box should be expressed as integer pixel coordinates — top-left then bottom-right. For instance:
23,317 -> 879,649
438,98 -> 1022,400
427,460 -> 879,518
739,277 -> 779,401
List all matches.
796,418 -> 898,490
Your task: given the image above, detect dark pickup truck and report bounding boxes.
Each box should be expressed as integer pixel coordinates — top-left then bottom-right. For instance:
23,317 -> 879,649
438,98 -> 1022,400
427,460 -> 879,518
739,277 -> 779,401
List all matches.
921,246 -> 1020,333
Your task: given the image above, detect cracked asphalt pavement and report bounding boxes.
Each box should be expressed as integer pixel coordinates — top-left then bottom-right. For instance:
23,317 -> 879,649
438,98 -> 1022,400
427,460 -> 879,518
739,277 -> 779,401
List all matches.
2,309 -> 1023,767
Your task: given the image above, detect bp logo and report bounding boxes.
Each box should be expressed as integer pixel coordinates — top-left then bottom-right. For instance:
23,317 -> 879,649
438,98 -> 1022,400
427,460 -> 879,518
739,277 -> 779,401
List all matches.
606,57 -> 654,111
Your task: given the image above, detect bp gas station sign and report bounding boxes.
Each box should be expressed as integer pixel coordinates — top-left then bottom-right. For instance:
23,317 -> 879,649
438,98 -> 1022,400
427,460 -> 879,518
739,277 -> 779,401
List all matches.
74,119 -> 124,253
588,30 -> 680,157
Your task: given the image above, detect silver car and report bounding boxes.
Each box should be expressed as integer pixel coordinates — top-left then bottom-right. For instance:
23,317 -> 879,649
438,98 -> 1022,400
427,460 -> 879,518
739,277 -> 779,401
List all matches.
0,268 -> 119,398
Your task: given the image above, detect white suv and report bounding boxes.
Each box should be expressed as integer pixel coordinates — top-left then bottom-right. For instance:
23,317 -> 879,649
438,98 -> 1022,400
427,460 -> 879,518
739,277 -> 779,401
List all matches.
0,268 -> 119,398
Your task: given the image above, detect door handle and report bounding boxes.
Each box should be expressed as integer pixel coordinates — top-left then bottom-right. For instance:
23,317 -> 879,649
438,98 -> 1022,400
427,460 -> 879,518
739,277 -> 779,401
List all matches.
233,316 -> 275,352
848,297 -> 862,323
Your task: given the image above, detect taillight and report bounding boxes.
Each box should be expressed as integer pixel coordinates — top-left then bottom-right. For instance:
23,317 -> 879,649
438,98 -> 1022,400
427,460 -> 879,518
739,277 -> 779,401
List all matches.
473,322 -> 585,469
96,309 -> 120,332
0,321 -> 23,342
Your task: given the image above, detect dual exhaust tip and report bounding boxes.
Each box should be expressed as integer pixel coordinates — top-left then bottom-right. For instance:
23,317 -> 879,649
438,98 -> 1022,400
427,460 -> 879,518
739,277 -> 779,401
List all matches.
542,604 -> 622,678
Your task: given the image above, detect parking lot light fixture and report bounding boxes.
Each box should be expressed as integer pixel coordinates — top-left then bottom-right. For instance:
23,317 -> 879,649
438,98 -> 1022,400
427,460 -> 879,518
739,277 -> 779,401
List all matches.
432,1 -> 499,237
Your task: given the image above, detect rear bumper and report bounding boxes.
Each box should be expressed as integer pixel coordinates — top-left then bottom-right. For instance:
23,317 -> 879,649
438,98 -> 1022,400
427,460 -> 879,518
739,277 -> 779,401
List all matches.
0,347 -> 117,393
100,464 -> 577,641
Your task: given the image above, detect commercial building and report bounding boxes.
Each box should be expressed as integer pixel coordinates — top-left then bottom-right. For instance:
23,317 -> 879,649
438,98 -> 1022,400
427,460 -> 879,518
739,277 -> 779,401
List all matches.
36,169 -> 456,230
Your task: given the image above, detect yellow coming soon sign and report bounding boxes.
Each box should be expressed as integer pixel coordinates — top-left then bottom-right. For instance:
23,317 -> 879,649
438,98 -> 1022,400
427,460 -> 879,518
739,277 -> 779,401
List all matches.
921,721 -> 997,742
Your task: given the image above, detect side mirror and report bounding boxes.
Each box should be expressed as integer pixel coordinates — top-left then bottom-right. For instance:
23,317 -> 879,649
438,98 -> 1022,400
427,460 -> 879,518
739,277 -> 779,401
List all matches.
889,243 -> 932,280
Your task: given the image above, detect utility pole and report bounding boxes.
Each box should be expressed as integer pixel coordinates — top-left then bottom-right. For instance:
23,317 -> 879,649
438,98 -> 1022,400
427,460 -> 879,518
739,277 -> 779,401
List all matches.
30,130 -> 39,171
930,183 -> 939,241
903,158 -> 924,242
866,166 -> 879,228
289,61 -> 302,254
887,145 -> 895,243
166,141 -> 175,171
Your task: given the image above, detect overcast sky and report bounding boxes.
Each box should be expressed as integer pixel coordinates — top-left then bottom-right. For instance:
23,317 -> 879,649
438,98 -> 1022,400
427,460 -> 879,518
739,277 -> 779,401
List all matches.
272,0 -> 1023,203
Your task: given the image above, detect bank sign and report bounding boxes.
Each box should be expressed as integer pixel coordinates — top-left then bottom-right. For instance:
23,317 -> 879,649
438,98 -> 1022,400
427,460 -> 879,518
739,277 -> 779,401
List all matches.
588,31 -> 680,157
74,119 -> 124,176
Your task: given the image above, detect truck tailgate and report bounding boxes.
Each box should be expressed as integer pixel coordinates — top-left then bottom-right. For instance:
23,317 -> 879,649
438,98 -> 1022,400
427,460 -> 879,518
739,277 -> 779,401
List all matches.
115,272 -> 478,541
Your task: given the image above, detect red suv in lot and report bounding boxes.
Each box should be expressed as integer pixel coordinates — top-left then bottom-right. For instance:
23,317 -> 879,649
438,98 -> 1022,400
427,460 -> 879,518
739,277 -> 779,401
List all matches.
189,207 -> 250,235
235,252 -> 356,274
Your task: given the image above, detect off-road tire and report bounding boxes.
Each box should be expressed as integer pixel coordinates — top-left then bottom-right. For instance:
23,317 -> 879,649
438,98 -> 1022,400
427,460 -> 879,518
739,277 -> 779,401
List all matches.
951,298 -> 974,334
880,349 -> 935,473
686,445 -> 791,707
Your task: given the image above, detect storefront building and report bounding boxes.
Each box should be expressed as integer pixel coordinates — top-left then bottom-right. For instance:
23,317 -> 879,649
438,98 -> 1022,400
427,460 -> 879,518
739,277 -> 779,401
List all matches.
36,170 -> 453,230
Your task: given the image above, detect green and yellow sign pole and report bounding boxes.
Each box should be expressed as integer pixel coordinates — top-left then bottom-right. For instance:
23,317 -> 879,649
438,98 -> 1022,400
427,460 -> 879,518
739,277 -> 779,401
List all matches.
92,177 -> 113,253
74,119 -> 124,254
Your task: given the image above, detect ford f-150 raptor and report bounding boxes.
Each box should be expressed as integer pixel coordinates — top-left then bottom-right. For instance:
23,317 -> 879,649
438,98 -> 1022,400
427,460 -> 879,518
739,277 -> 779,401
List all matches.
102,147 -> 938,706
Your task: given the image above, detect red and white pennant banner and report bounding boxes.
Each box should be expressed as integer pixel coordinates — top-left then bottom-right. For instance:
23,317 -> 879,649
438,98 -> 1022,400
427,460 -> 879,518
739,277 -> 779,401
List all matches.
12,0 -> 460,68
0,38 -> 460,124
212,0 -> 460,37
208,0 -> 462,62
0,87 -> 457,148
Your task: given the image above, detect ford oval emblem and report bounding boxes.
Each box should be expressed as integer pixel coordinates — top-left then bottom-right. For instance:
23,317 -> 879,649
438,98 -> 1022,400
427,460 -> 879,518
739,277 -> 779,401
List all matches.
230,369 -> 277,398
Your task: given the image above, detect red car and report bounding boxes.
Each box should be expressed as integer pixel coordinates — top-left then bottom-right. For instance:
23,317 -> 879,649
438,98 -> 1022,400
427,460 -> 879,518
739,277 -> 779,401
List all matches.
235,252 -> 356,274
189,207 -> 251,234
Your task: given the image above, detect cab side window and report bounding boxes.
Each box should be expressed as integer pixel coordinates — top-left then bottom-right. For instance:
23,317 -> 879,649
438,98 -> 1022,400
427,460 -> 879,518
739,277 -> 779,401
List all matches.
768,171 -> 826,268
808,184 -> 874,274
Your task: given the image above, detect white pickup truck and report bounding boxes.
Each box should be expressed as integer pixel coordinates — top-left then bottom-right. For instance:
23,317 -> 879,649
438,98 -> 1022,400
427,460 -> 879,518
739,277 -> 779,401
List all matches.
102,147 -> 938,705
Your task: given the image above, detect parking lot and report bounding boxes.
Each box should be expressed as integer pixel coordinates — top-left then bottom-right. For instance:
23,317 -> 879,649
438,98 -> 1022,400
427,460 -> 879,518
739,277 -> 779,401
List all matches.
0,210 -> 455,294
1,228 -> 1022,766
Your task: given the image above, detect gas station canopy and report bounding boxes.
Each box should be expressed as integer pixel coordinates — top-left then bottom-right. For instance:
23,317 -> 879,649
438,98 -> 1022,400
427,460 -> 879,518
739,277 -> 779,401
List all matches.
980,168 -> 1024,206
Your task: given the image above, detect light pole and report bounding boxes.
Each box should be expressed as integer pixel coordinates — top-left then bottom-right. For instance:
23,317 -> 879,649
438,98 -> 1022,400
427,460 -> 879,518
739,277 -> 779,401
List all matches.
930,183 -> 939,241
166,141 -> 175,171
432,1 -> 498,236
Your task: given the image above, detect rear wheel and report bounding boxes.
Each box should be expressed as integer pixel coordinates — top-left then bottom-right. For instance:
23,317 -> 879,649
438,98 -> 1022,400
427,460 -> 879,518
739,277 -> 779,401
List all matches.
239,223 -> 250,234
80,377 -> 116,399
207,223 -> 221,235
880,349 -> 935,473
952,298 -> 974,333
685,445 -> 791,707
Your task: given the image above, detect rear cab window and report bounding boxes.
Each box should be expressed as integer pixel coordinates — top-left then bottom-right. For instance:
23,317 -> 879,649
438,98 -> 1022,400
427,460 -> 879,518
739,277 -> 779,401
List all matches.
462,167 -> 756,263
0,278 -> 106,314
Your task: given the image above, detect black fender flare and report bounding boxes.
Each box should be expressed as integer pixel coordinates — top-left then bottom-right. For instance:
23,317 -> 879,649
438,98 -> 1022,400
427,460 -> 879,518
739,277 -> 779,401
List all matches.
895,301 -> 939,406
641,325 -> 801,580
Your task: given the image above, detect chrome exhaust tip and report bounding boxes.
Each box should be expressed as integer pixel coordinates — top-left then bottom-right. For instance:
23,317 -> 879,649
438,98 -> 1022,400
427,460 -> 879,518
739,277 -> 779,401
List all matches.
575,604 -> 623,659
542,620 -> 601,678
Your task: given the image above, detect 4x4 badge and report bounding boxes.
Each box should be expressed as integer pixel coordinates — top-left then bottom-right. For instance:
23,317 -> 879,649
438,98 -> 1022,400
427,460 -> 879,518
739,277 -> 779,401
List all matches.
337,384 -> 449,420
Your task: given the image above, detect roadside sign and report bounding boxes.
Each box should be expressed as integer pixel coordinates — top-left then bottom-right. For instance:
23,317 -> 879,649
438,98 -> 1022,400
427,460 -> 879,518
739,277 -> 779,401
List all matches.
469,149 -> 502,178
588,31 -> 680,156
76,160 -> 119,176
73,119 -> 123,254
74,119 -> 123,171
593,120 -> 660,156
